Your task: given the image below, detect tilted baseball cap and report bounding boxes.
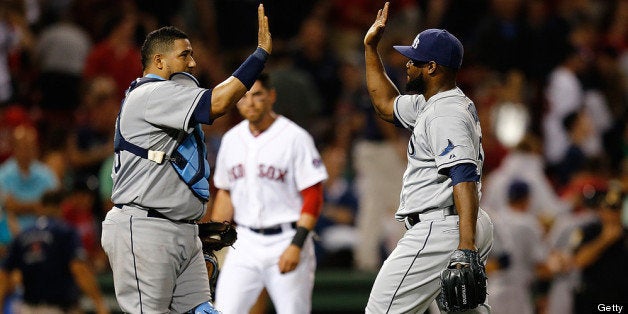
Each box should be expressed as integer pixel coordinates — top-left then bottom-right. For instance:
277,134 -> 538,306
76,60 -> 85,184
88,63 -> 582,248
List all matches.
394,29 -> 464,69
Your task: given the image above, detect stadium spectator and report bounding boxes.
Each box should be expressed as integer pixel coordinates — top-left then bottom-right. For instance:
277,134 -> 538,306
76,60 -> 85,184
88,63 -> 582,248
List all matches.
481,133 -> 570,220
0,125 -> 58,231
83,9 -> 142,100
573,185 -> 628,313
34,9 -> 91,116
545,182 -> 605,314
65,76 -> 117,219
0,190 -> 109,314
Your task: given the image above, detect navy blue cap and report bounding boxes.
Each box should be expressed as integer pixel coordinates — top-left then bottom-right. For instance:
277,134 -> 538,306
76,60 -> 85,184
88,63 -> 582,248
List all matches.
508,179 -> 530,202
394,29 -> 464,69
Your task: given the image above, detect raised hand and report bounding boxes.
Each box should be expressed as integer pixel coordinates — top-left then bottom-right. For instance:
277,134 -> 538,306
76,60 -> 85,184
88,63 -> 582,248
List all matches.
258,4 -> 272,54
364,2 -> 389,47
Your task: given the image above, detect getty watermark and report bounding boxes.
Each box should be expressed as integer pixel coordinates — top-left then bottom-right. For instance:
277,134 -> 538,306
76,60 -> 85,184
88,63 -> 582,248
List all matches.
597,304 -> 624,313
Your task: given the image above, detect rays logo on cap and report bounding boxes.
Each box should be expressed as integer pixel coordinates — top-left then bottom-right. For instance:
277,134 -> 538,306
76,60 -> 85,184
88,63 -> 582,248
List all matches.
411,34 -> 421,49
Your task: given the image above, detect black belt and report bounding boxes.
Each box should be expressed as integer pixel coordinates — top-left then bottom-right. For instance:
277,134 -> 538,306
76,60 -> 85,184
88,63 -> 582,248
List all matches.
114,204 -> 197,224
247,222 -> 297,235
406,206 -> 457,227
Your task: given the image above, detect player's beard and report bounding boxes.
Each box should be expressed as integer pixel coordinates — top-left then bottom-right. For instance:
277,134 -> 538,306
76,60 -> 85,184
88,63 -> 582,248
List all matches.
406,73 -> 426,95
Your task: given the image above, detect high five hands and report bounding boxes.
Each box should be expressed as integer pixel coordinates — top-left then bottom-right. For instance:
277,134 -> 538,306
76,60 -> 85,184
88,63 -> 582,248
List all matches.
258,4 -> 272,54
364,2 -> 389,47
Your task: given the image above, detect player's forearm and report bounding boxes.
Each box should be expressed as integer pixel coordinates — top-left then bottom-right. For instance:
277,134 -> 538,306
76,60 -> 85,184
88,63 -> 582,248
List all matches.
210,189 -> 234,223
296,213 -> 317,231
209,77 -> 247,120
453,181 -> 479,250
365,46 -> 399,123
573,236 -> 614,269
289,213 -> 316,251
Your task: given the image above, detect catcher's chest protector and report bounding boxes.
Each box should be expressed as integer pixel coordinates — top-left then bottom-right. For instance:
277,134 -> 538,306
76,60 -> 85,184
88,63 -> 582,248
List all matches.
114,72 -> 211,201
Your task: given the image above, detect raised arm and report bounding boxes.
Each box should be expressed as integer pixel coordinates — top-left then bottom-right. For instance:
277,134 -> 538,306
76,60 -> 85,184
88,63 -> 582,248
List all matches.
209,4 -> 272,119
364,2 -> 400,123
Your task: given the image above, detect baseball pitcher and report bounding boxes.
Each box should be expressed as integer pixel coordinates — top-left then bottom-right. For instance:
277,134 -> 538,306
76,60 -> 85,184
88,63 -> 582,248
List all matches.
363,3 -> 493,313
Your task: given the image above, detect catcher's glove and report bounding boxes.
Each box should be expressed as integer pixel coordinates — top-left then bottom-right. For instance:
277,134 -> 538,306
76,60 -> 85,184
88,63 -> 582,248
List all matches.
438,249 -> 487,312
198,221 -> 237,252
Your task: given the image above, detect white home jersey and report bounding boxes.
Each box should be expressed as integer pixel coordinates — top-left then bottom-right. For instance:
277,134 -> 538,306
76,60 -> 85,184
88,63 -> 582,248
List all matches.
213,116 -> 328,227
393,87 -> 484,218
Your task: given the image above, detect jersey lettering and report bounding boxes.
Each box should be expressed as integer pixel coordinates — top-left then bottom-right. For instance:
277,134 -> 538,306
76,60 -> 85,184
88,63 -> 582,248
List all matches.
258,164 -> 287,182
229,164 -> 245,181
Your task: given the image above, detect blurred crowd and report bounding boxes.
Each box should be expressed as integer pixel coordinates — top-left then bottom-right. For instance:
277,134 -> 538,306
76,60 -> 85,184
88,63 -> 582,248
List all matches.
0,0 -> 625,313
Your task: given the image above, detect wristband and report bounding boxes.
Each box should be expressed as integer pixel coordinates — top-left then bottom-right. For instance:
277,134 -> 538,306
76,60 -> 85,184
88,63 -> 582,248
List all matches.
232,47 -> 268,89
291,226 -> 309,248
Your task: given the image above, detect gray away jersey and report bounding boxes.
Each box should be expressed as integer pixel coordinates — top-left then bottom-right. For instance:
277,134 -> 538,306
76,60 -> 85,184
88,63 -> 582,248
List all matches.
393,87 -> 484,219
111,78 -> 210,220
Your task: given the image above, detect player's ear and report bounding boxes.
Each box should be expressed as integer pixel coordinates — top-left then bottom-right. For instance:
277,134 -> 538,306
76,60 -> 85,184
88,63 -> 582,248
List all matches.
154,54 -> 165,70
268,88 -> 277,104
427,61 -> 437,75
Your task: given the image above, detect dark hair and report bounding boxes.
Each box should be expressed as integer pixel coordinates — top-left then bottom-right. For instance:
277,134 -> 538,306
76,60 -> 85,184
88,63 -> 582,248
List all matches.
257,73 -> 273,90
562,110 -> 581,132
140,26 -> 189,70
508,179 -> 530,202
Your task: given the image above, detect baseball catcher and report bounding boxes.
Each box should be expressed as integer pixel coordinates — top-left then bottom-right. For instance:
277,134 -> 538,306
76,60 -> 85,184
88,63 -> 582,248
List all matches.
438,249 -> 488,312
198,221 -> 237,296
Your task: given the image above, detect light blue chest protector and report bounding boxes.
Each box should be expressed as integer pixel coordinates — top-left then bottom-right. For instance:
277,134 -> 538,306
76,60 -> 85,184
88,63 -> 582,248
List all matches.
114,72 -> 210,202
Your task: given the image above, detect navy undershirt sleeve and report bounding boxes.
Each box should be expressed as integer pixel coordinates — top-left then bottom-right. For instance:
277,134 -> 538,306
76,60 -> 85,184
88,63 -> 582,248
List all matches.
191,89 -> 213,125
449,163 -> 479,185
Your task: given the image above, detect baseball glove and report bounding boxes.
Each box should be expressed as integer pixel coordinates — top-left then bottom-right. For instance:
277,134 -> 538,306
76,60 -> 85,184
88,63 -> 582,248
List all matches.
438,249 -> 487,312
198,221 -> 237,252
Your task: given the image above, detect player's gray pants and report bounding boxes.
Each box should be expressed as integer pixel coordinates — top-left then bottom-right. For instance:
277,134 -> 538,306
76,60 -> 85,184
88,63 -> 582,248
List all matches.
366,209 -> 493,314
101,205 -> 211,313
